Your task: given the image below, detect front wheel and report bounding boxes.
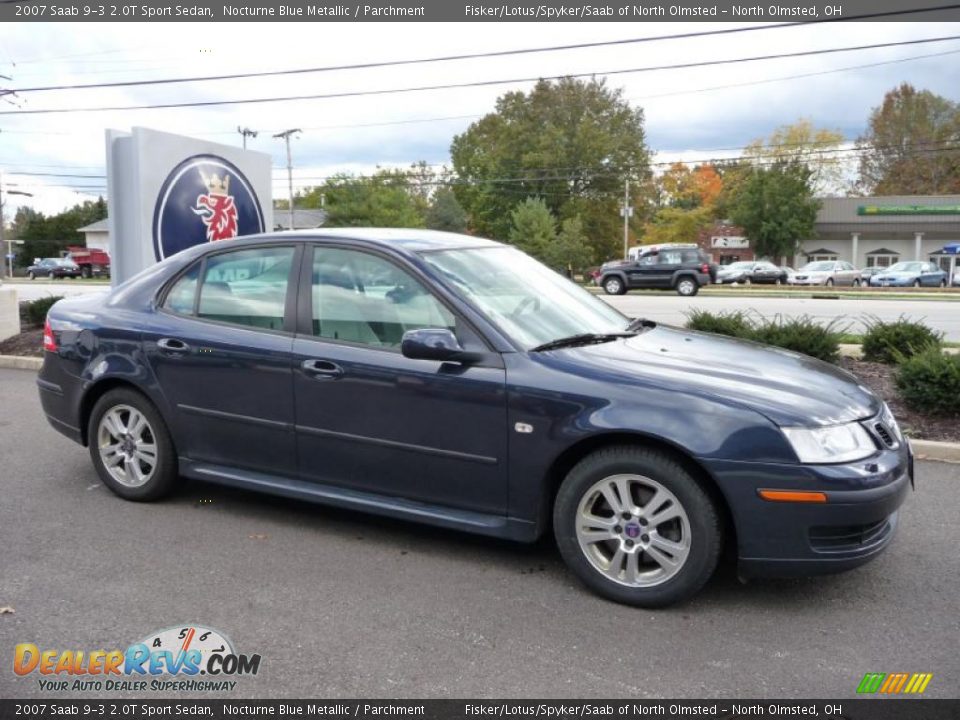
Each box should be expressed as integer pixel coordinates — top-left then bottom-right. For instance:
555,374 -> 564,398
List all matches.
825,278 -> 834,287
913,280 -> 921,288
853,279 -> 861,287
27,271 -> 35,280
88,388 -> 179,502
554,446 -> 722,607
675,277 -> 699,296
603,276 -> 626,296
48,271 -> 56,280
940,280 -> 947,288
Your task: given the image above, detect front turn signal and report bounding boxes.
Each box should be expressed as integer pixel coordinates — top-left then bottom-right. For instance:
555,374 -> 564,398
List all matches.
758,490 -> 828,503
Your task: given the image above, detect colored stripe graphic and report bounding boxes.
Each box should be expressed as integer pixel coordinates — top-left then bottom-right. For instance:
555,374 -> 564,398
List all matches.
858,672 -> 932,694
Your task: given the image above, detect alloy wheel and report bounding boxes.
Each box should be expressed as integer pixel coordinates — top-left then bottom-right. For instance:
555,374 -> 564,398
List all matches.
97,404 -> 159,488
677,279 -> 696,296
575,473 -> 691,587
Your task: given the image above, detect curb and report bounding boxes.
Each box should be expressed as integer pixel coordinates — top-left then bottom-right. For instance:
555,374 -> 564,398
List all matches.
910,440 -> 960,464
0,354 -> 42,370
2,354 -> 959,464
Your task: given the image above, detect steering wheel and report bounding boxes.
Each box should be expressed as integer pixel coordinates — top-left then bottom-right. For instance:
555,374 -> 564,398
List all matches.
510,295 -> 541,318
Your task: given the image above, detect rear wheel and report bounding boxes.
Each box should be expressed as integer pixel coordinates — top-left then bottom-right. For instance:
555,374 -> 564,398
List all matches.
603,276 -> 626,296
88,388 -> 179,502
27,271 -> 35,280
82,266 -> 92,279
913,280 -> 921,288
853,279 -> 861,287
675,277 -> 699,296
940,280 -> 947,288
48,271 -> 56,280
825,278 -> 834,287
554,446 -> 722,607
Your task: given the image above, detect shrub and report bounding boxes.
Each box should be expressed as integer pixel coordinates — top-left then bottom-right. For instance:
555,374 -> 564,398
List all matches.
751,315 -> 844,364
23,296 -> 63,326
684,310 -> 843,363
684,309 -> 753,338
896,348 -> 960,416
862,316 -> 943,364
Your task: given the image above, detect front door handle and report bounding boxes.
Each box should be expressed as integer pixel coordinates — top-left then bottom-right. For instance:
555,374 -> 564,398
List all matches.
301,359 -> 343,379
157,337 -> 190,354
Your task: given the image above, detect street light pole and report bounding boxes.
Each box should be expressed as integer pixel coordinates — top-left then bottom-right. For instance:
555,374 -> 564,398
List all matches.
621,178 -> 633,260
0,172 -> 33,278
273,129 -> 300,231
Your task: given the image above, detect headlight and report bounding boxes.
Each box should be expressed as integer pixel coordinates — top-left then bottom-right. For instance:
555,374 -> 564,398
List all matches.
782,421 -> 876,464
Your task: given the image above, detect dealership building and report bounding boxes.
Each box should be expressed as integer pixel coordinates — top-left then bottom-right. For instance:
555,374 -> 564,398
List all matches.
703,195 -> 960,280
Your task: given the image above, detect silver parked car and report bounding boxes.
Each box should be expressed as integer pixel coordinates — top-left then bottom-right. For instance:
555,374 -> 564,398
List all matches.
791,261 -> 861,287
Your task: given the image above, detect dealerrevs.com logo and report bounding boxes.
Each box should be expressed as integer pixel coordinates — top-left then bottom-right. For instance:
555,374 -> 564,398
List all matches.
13,625 -> 261,692
152,154 -> 265,261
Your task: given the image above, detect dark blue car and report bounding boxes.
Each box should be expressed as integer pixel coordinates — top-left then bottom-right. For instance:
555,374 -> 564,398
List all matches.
37,230 -> 912,607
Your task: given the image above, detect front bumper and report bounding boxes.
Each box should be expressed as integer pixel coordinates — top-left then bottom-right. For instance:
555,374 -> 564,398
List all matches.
702,444 -> 912,578
791,277 -> 829,286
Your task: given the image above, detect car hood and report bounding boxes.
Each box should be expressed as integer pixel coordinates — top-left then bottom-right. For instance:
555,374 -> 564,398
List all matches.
539,325 -> 879,427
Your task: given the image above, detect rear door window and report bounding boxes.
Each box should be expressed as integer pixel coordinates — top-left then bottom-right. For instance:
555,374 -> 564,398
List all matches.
193,246 -> 295,331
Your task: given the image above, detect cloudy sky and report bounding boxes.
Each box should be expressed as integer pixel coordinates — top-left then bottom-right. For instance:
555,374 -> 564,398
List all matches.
0,20 -> 958,214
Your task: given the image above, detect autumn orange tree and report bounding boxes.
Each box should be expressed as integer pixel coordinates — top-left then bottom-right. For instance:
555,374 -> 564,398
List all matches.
642,162 -> 723,245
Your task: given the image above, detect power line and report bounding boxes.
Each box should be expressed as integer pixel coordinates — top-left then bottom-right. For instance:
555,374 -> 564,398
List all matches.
10,4 -> 960,95
4,34 -> 960,117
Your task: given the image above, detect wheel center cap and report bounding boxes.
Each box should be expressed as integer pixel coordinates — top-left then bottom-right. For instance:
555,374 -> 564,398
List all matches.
624,523 -> 641,539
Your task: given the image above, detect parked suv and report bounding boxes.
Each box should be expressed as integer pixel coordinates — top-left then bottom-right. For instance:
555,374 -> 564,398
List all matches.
599,245 -> 716,296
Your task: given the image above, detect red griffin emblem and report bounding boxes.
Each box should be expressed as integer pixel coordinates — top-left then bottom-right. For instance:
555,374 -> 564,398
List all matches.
193,170 -> 239,242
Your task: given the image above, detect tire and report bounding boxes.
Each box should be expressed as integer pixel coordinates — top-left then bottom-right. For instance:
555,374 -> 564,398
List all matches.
825,278 -> 834,287
775,277 -> 782,286
553,446 -> 722,608
87,388 -> 179,502
743,277 -> 751,286
48,271 -> 56,280
27,271 -> 35,280
853,279 -> 861,287
603,276 -> 626,296
82,266 -> 92,279
675,277 -> 699,296
940,280 -> 947,288
913,280 -> 921,288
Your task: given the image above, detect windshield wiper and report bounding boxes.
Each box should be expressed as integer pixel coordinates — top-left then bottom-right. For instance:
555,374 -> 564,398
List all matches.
531,332 -> 637,352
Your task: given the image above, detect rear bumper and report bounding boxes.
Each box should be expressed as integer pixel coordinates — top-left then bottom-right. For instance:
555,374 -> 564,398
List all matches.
701,445 -> 912,578
37,353 -> 85,445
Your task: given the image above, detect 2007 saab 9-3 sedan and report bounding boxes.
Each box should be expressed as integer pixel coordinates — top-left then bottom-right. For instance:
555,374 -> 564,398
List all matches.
38,229 -> 912,607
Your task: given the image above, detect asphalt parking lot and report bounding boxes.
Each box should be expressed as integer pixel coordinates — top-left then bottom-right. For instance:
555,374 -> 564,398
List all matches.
1,367 -> 958,699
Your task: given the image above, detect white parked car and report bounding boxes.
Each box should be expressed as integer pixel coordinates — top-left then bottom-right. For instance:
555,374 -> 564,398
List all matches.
791,261 -> 862,287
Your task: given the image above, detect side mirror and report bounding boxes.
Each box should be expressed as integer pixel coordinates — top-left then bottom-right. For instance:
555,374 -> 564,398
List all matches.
401,328 -> 481,364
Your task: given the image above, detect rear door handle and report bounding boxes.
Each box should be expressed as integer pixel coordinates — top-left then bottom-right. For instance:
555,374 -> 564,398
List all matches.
301,359 -> 343,379
157,337 -> 190,354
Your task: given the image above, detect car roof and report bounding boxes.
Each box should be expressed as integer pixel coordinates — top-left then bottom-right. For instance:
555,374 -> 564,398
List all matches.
234,228 -> 503,253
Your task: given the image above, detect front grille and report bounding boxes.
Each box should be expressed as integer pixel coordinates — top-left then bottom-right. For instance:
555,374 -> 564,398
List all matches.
874,422 -> 895,447
810,518 -> 892,553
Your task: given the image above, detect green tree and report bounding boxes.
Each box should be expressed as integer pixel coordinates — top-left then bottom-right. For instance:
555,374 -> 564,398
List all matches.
856,83 -> 960,194
542,216 -> 592,276
642,206 -> 713,246
426,187 -> 468,232
450,77 -> 650,261
730,162 -> 820,263
508,197 -> 556,260
299,170 -> 425,228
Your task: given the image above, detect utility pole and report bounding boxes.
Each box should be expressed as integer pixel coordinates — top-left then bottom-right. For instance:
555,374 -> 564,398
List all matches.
273,129 -> 300,231
237,126 -> 258,149
620,178 -> 633,260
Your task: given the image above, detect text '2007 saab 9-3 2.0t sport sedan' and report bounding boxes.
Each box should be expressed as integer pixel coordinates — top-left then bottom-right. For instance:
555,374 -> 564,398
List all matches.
37,229 -> 912,607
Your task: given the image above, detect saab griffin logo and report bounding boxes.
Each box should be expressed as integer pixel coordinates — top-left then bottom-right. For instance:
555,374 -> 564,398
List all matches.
153,154 -> 264,261
857,672 -> 933,695
13,624 -> 261,693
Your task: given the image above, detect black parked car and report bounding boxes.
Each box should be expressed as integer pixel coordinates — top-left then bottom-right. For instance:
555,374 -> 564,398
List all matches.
26,258 -> 81,280
716,261 -> 788,285
38,230 -> 911,607
598,244 -> 716,296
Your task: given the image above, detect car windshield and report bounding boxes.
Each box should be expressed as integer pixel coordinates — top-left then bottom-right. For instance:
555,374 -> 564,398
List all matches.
801,262 -> 835,272
725,262 -> 754,270
884,262 -> 923,273
420,246 -> 631,350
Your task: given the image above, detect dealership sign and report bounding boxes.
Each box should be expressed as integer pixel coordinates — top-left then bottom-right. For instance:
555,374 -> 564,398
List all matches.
858,204 -> 960,216
711,236 -> 749,249
106,128 -> 272,284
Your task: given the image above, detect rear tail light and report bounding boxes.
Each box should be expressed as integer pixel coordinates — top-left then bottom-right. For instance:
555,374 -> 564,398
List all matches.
42,319 -> 57,352
701,264 -> 710,274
